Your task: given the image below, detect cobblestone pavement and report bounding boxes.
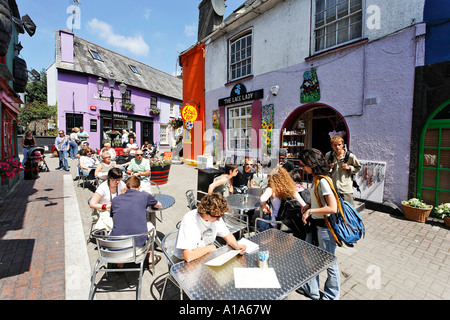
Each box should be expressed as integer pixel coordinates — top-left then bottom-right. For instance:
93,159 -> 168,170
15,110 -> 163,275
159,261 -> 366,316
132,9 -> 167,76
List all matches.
0,154 -> 449,300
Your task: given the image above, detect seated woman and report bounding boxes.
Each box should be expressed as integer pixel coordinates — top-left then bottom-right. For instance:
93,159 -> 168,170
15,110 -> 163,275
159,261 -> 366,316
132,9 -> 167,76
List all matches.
126,137 -> 139,156
100,142 -> 116,160
79,148 -> 98,182
89,168 -> 127,232
207,163 -> 238,196
95,151 -> 118,182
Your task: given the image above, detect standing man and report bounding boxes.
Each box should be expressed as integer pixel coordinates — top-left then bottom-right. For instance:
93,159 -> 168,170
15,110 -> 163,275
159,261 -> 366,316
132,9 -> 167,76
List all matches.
77,127 -> 89,143
325,136 -> 361,207
55,130 -> 70,171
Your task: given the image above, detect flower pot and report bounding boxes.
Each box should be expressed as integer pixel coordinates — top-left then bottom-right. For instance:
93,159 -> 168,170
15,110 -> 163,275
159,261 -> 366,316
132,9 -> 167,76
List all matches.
401,203 -> 433,223
150,164 -> 171,185
444,216 -> 450,228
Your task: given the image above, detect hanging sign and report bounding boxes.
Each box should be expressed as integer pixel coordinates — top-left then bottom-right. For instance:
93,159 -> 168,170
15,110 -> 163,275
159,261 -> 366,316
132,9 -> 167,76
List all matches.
218,83 -> 264,106
186,120 -> 194,130
181,104 -> 198,122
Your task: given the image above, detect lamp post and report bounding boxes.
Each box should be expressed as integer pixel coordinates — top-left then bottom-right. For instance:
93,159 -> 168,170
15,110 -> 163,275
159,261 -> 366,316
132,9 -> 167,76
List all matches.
96,73 -> 127,141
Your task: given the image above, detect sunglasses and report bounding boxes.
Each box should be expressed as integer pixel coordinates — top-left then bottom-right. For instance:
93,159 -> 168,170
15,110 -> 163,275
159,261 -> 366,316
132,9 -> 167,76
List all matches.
136,154 -> 143,156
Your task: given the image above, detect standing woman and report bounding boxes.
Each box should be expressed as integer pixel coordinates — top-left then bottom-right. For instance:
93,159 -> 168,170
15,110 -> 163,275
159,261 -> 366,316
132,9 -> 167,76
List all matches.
258,166 -> 306,230
69,127 -> 80,160
299,148 -> 340,300
121,129 -> 129,148
21,130 -> 36,165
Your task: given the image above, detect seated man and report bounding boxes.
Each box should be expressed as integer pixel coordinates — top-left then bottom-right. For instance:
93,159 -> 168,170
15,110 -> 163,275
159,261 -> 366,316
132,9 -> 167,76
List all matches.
115,148 -> 133,172
174,193 -> 246,262
234,158 -> 256,191
126,150 -> 151,192
110,176 -> 162,267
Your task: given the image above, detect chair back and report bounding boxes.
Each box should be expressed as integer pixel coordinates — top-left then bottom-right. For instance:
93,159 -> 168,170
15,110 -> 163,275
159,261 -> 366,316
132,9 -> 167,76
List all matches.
185,189 -> 207,210
150,180 -> 161,194
93,228 -> 155,264
161,229 -> 182,266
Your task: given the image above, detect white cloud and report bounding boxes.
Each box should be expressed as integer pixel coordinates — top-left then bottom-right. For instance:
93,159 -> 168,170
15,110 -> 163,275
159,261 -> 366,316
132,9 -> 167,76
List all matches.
184,22 -> 197,37
87,18 -> 150,56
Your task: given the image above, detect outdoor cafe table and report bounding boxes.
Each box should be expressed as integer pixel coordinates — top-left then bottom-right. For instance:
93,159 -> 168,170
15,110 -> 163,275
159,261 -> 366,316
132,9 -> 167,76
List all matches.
226,194 -> 261,215
169,228 -> 337,300
147,193 -> 175,247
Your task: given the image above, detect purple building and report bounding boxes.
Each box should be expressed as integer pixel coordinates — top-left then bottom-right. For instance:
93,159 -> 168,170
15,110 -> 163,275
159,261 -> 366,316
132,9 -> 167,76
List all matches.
47,30 -> 182,152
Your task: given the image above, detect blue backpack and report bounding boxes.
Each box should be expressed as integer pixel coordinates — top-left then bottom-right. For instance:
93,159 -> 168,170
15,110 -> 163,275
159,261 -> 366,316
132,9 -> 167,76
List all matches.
314,176 -> 365,247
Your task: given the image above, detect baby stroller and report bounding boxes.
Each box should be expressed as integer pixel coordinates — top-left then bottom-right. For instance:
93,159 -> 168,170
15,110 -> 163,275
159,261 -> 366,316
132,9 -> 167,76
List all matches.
28,146 -> 50,172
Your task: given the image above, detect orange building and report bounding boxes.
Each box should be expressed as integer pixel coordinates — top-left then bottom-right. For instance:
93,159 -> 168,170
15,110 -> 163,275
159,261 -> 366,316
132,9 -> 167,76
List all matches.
179,43 -> 205,165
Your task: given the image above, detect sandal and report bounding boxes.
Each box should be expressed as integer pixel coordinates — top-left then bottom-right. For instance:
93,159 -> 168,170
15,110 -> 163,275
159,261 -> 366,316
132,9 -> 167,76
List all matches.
148,254 -> 162,269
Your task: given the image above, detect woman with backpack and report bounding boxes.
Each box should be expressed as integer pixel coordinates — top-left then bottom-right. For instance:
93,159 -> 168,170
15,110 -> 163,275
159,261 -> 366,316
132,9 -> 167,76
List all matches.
298,148 -> 340,300
257,166 -> 306,231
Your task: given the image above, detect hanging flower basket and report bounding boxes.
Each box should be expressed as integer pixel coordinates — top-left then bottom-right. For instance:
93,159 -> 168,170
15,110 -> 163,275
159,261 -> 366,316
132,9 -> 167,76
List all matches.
401,198 -> 433,223
121,102 -> 135,111
149,107 -> 161,115
168,118 -> 183,129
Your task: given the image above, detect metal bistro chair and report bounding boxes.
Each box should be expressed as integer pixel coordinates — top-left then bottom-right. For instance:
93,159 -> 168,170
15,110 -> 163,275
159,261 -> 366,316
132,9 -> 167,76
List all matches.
77,164 -> 88,189
88,228 -> 156,300
160,229 -> 184,300
185,189 -> 249,239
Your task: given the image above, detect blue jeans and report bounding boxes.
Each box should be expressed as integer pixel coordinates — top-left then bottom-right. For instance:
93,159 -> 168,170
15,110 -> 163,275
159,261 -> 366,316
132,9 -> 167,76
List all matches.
69,141 -> 78,159
302,226 -> 340,300
58,149 -> 69,170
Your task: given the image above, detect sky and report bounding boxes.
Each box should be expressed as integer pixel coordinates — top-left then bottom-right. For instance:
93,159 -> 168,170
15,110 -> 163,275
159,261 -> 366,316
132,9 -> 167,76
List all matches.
15,0 -> 245,77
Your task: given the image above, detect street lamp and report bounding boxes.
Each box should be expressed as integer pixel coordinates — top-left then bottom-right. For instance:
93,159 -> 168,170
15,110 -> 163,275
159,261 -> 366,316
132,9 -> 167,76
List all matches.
96,72 -> 127,133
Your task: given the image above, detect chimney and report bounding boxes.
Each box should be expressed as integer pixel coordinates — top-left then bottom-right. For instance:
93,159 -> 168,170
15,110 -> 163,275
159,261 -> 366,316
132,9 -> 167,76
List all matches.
198,0 -> 224,41
60,29 -> 74,63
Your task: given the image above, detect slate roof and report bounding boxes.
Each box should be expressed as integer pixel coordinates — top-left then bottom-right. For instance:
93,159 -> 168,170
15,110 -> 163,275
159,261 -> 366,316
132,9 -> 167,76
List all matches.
55,30 -> 182,101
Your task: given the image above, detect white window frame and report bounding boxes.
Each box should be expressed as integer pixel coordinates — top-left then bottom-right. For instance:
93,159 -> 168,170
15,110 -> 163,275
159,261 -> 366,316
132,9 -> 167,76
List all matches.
229,31 -> 253,82
227,104 -> 252,151
129,65 -> 140,74
169,101 -> 175,117
160,124 -> 169,145
313,0 -> 364,54
89,49 -> 103,61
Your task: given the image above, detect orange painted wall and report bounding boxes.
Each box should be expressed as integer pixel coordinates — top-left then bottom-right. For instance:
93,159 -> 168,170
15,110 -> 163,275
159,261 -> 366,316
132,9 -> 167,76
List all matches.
179,43 -> 205,162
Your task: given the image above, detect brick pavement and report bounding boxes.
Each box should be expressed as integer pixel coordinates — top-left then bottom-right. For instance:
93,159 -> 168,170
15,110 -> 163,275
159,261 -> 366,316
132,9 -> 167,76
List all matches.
1,153 -> 449,300
0,161 -> 65,300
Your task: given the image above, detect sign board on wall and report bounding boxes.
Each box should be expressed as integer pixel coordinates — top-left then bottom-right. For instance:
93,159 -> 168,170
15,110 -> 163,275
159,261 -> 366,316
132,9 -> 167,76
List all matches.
218,83 -> 264,106
353,160 -> 387,203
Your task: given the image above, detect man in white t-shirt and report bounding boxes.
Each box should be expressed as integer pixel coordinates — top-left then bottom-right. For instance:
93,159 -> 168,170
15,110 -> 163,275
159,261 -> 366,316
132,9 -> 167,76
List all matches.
174,193 -> 246,262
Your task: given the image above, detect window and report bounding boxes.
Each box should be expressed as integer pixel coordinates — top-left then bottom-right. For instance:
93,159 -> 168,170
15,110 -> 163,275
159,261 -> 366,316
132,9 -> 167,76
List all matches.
66,113 -> 83,133
227,105 -> 252,150
123,89 -> 131,103
229,31 -> 252,81
89,49 -> 103,61
170,101 -> 175,117
314,0 -> 363,53
129,65 -> 140,74
150,96 -> 157,108
160,125 -> 169,145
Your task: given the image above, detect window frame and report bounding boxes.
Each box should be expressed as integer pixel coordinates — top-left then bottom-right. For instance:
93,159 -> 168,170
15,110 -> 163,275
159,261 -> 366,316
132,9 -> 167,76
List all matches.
227,104 -> 252,151
150,96 -> 158,109
228,30 -> 253,82
312,0 -> 364,54
159,124 -> 169,145
129,65 -> 140,74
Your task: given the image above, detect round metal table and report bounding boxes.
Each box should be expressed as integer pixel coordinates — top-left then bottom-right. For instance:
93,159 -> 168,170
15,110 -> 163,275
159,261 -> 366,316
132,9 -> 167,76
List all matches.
226,194 -> 261,214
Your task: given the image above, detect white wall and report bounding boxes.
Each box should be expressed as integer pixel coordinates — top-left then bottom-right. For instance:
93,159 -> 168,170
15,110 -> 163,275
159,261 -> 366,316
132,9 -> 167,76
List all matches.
46,62 -> 58,106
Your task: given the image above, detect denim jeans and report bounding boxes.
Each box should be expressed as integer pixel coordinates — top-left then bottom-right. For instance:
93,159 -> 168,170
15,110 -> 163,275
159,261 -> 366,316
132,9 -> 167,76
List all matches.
302,226 -> 340,300
58,149 -> 69,170
69,141 -> 78,159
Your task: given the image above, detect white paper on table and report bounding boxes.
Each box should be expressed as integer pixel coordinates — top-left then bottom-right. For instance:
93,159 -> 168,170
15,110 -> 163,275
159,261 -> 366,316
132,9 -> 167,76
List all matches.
205,250 -> 241,267
234,268 -> 281,288
238,238 -> 259,254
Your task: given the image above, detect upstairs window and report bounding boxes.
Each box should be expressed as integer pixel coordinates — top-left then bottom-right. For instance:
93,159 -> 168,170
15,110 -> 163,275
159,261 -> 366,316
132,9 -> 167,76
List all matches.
314,0 -> 363,53
229,31 -> 252,81
89,49 -> 103,61
129,65 -> 140,74
150,96 -> 157,108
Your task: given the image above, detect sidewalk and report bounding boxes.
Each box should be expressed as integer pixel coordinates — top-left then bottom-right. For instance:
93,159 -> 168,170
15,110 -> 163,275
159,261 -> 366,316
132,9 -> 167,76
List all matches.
0,154 -> 449,300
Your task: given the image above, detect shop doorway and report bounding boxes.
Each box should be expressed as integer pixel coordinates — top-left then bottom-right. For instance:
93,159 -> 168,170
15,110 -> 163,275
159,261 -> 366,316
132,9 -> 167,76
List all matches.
417,100 -> 450,207
281,103 -> 349,160
142,121 -> 154,145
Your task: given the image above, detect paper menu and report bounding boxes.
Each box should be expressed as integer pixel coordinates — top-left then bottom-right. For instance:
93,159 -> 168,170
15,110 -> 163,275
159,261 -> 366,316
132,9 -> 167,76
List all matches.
238,238 -> 259,254
204,250 -> 241,267
234,268 -> 281,288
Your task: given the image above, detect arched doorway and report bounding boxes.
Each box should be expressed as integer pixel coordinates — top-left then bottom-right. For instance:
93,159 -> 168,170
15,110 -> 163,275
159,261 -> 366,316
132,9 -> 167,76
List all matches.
417,100 -> 450,207
281,103 -> 349,159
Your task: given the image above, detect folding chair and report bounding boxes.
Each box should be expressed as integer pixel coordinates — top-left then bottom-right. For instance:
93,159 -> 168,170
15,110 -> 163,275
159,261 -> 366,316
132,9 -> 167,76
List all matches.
88,228 -> 156,300
160,229 -> 184,300
77,164 -> 88,189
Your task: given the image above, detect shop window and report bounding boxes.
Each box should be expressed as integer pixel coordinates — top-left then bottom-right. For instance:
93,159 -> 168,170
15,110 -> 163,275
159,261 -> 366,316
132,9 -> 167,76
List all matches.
227,105 -> 251,150
160,124 -> 169,145
2,110 -> 15,158
229,31 -> 252,81
66,113 -> 83,133
314,0 -> 363,53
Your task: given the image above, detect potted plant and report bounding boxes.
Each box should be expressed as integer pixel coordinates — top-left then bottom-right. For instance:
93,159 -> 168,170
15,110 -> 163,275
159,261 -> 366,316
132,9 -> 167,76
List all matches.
0,157 -> 22,184
150,157 -> 172,185
121,102 -> 135,111
401,198 -> 433,223
149,107 -> 160,115
435,203 -> 450,227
